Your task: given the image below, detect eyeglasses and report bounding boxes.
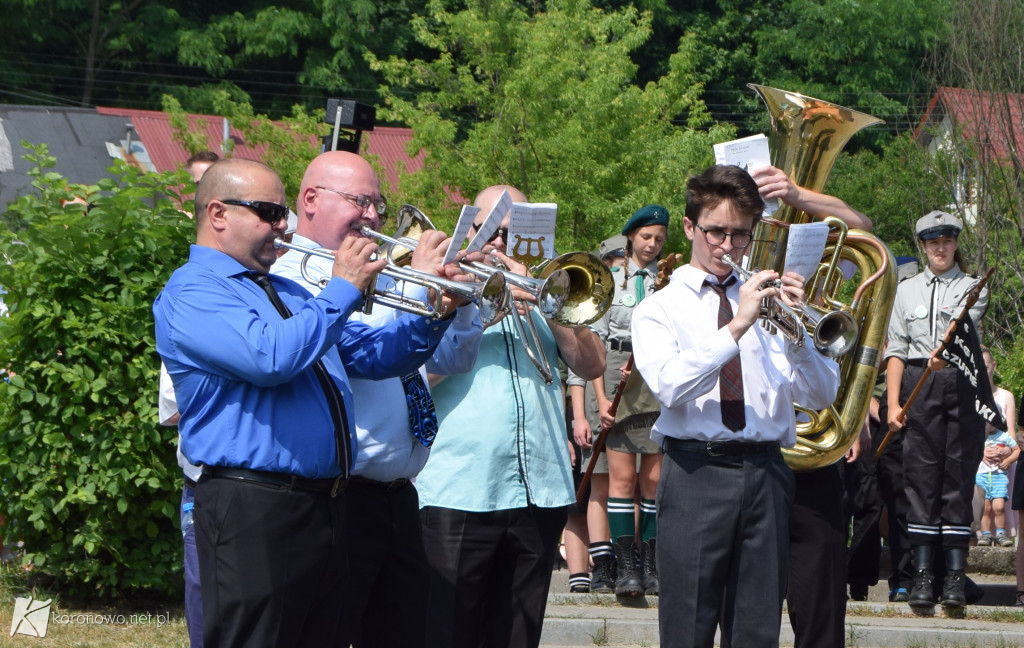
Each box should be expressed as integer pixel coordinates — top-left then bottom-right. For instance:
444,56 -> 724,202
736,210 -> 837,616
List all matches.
315,186 -> 388,218
220,199 -> 290,225
472,223 -> 509,243
695,223 -> 752,248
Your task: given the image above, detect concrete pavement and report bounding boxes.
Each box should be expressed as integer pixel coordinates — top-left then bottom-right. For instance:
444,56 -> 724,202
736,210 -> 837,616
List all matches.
541,546 -> 1024,647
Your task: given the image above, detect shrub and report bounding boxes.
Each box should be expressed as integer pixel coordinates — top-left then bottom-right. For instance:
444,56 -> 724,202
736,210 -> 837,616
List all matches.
0,144 -> 192,597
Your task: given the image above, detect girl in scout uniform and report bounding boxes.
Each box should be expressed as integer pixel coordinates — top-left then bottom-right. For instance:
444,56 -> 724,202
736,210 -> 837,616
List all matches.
884,210 -> 989,611
592,205 -> 668,596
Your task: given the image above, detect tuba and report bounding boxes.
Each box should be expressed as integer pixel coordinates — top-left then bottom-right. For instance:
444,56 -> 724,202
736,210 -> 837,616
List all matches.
746,84 -> 898,471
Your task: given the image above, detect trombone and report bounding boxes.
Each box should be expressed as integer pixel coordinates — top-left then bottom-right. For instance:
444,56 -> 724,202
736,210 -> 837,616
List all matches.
361,206 -> 614,384
721,254 -> 858,357
273,238 -> 509,327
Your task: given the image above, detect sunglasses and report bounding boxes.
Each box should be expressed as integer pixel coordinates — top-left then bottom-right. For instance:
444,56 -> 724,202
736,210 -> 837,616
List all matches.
472,223 -> 509,243
220,199 -> 290,225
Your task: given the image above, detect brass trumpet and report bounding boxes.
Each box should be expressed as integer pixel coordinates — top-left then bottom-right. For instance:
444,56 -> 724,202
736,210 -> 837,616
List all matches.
721,253 -> 858,358
272,238 -> 509,326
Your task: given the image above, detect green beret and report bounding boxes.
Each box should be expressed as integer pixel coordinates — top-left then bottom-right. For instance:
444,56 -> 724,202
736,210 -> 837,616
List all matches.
622,204 -> 670,235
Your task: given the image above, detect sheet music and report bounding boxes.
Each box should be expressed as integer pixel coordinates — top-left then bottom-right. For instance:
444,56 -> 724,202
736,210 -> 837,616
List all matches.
465,189 -> 511,254
783,222 -> 829,281
442,205 -> 480,265
508,202 -> 557,261
713,134 -> 778,217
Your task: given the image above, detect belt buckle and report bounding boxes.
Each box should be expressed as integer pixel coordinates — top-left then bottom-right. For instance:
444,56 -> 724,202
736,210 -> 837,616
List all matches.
706,441 -> 727,457
330,476 -> 345,498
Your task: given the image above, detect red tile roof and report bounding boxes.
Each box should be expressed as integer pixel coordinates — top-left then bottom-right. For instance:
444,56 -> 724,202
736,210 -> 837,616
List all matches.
916,87 -> 1024,162
95,106 -> 421,193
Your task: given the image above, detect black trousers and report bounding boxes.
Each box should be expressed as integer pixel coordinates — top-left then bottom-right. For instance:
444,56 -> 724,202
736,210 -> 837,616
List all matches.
420,504 -> 568,648
845,431 -> 882,590
787,465 -> 848,648
901,365 -> 985,550
873,395 -> 915,592
341,480 -> 427,648
194,477 -> 348,648
658,447 -> 793,648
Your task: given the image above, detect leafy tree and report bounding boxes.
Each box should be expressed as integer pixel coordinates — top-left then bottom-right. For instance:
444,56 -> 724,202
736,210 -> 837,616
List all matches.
676,0 -> 948,148
925,0 -> 1024,376
0,145 -> 191,597
370,0 -> 733,254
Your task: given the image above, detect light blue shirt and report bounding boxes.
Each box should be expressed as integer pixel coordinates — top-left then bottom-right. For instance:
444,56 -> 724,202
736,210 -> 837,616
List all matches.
154,245 -> 452,479
274,235 -> 483,481
416,312 -> 575,511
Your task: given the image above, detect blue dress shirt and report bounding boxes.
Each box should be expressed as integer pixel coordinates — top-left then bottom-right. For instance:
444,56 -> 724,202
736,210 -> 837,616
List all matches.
153,245 -> 452,479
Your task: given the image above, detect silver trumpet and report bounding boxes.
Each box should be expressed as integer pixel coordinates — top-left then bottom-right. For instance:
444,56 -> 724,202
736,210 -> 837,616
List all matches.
273,238 -> 509,326
721,254 -> 858,357
360,226 -> 572,321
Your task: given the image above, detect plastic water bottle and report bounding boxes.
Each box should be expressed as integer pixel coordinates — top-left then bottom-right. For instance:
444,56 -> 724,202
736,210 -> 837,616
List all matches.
181,501 -> 194,539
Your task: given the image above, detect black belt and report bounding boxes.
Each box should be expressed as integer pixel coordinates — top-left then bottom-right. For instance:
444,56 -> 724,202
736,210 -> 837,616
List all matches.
203,466 -> 347,497
349,475 -> 411,492
905,358 -> 954,369
663,437 -> 781,457
609,339 -> 632,353
183,477 -> 198,490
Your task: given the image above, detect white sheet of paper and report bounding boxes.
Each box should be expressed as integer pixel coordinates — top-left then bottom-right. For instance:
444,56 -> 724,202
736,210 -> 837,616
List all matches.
713,134 -> 778,218
443,205 -> 481,265
465,190 -> 511,254
508,202 -> 557,260
783,222 -> 830,281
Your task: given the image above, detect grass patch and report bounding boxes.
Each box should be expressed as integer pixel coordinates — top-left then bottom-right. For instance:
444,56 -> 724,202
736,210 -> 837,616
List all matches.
0,563 -> 188,647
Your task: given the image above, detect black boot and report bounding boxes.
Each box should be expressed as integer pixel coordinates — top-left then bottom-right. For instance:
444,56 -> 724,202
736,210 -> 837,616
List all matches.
941,548 -> 967,609
640,539 -> 658,596
590,552 -> 616,594
613,536 -> 643,597
908,545 -> 935,610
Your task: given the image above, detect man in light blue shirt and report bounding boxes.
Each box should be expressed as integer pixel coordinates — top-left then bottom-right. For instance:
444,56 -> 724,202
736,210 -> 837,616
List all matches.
274,151 -> 482,648
416,185 -> 606,648
153,158 -> 453,648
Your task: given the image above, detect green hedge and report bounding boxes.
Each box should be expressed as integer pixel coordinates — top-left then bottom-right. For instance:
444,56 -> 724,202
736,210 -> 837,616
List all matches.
0,144 -> 193,597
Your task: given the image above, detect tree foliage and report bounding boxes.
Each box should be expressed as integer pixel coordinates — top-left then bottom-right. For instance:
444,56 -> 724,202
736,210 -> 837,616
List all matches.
0,145 -> 191,597
371,0 -> 733,253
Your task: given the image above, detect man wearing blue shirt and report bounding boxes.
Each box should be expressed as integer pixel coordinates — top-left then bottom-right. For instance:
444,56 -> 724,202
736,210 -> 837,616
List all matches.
274,151 -> 483,648
153,158 -> 454,648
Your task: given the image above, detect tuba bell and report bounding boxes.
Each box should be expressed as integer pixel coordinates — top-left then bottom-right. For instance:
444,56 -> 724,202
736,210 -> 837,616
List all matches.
746,84 -> 898,471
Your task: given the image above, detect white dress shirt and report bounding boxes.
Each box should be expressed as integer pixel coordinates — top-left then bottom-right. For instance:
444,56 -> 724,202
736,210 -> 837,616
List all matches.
273,234 -> 483,481
630,263 -> 840,447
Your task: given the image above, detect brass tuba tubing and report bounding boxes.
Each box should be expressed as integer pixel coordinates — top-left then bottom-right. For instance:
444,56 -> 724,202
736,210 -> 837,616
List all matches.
272,237 -> 509,326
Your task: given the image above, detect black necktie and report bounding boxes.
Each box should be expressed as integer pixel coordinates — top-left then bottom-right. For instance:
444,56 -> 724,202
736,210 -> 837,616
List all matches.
247,273 -> 351,477
705,277 -> 745,432
401,372 -> 438,447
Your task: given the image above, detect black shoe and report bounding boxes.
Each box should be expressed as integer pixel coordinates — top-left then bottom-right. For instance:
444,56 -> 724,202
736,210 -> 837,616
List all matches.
640,539 -> 658,596
613,536 -> 643,597
590,553 -> 616,594
849,583 -> 869,601
941,570 -> 966,609
908,569 -> 935,610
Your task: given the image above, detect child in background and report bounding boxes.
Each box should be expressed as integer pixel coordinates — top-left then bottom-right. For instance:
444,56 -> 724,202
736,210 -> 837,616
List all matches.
976,348 -> 1019,547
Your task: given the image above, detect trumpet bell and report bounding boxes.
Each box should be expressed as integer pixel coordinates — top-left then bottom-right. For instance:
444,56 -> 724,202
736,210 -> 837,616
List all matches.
808,308 -> 859,358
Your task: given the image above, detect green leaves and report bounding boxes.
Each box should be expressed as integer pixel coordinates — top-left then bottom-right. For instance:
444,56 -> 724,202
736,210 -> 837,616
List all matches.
371,0 -> 724,254
0,144 -> 189,597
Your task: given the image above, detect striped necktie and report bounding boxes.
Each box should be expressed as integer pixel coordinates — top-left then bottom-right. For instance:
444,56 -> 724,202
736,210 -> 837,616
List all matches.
705,277 -> 745,432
